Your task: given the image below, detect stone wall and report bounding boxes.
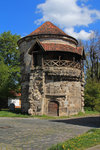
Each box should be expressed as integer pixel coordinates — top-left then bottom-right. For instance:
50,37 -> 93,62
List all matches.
43,68 -> 82,116
40,38 -> 76,48
28,69 -> 44,115
19,39 -> 34,113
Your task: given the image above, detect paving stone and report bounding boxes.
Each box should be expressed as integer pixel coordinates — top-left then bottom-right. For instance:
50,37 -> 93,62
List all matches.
0,117 -> 99,150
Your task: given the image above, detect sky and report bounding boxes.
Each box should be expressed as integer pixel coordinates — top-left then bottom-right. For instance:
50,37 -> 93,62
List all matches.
0,0 -> 100,40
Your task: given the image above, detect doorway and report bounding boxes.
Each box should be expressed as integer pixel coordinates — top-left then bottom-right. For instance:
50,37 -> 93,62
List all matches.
48,101 -> 59,116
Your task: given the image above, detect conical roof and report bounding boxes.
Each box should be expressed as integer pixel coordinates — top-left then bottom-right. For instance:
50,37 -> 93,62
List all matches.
17,21 -> 78,46
28,21 -> 68,37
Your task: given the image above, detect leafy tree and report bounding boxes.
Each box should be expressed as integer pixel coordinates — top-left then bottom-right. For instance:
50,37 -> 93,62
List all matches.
84,81 -> 100,111
84,32 -> 100,81
84,32 -> 100,112
0,31 -> 21,108
0,60 -> 9,97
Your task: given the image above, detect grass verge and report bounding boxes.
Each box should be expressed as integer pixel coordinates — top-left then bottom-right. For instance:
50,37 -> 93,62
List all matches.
0,109 -> 29,118
0,109 -> 99,119
48,129 -> 100,150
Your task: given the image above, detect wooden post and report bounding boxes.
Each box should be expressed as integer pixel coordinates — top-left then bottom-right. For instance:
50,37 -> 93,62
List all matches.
73,57 -> 75,62
42,54 -> 44,69
59,56 -> 61,66
31,53 -> 34,70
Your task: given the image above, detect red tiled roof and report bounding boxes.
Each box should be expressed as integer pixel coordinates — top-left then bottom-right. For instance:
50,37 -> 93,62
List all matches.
28,40 -> 84,56
10,91 -> 21,97
40,43 -> 83,56
77,47 -> 84,56
28,21 -> 68,37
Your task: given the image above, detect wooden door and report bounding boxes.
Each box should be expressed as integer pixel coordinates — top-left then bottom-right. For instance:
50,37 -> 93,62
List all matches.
48,101 -> 59,116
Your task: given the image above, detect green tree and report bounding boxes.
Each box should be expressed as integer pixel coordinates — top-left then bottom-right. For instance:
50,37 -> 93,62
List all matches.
0,60 -> 9,97
84,81 -> 100,111
84,32 -> 100,112
0,31 -> 21,108
84,32 -> 100,81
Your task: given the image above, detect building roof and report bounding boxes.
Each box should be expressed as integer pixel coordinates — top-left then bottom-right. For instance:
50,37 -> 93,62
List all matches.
17,21 -> 78,45
41,43 -> 83,56
28,21 -> 67,37
28,40 -> 84,57
10,91 -> 21,97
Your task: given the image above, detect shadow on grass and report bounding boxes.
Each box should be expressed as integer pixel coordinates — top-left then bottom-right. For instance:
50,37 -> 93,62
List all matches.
50,116 -> 100,128
0,108 -> 29,117
1,108 -> 22,114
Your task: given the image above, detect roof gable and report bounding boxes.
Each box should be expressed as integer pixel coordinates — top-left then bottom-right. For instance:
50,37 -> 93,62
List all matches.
28,40 -> 45,54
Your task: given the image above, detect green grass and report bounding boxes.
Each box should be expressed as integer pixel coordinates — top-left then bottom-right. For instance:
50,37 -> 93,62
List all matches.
0,109 -> 29,118
35,110 -> 100,119
73,110 -> 100,117
48,129 -> 100,150
0,109 -> 99,119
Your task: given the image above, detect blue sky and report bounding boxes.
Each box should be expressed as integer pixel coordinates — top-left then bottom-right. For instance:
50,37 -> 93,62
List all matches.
0,0 -> 100,40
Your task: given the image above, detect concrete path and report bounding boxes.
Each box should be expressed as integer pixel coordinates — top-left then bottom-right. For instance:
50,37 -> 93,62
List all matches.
86,145 -> 100,150
0,116 -> 100,150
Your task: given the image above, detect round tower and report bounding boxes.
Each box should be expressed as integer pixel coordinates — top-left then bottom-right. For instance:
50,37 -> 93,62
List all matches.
18,21 -> 85,116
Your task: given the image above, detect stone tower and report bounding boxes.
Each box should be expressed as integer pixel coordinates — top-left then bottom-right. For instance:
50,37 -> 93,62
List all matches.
18,21 -> 85,116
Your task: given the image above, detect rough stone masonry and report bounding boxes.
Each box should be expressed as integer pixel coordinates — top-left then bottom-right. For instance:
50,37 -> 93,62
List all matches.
17,21 -> 85,116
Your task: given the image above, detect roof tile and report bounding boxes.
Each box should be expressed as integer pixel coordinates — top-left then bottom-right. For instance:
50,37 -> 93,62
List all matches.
40,43 -> 83,55
28,21 -> 68,37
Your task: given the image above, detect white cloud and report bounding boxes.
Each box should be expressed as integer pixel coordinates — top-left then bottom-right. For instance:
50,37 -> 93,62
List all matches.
65,27 -> 95,40
35,0 -> 100,40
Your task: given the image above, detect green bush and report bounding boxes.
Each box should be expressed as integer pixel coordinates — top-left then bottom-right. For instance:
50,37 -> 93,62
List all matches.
84,81 -> 100,112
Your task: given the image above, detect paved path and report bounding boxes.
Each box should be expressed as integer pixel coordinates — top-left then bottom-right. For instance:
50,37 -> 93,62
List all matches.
86,145 -> 100,150
0,116 -> 100,150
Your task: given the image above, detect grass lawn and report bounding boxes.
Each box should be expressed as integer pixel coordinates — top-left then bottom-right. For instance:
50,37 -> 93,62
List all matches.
0,109 -> 29,118
48,129 -> 100,150
0,109 -> 99,119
